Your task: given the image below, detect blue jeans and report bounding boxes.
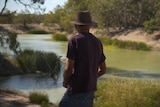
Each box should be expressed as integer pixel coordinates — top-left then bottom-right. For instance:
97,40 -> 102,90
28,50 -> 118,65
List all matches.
58,92 -> 94,107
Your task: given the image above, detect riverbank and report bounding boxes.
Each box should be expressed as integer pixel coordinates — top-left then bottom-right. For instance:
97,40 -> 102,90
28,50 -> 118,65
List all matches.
0,24 -> 160,51
111,28 -> 160,51
90,28 -> 160,51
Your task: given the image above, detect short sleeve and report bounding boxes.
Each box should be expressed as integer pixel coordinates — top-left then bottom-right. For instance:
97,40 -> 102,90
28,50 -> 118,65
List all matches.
66,38 -> 76,60
100,52 -> 106,63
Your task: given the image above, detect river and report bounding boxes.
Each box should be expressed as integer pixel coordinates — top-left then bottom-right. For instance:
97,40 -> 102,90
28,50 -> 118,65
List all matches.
0,34 -> 160,103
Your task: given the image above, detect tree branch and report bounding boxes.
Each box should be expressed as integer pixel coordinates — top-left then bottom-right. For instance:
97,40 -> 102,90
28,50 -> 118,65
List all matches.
0,0 -> 45,15
0,0 -> 8,15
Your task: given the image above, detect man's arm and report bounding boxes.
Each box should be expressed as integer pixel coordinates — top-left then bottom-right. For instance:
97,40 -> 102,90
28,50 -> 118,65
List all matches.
63,58 -> 75,88
97,62 -> 106,78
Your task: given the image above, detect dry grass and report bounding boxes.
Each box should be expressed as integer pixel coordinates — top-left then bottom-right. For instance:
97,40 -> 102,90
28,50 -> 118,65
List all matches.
94,78 -> 160,107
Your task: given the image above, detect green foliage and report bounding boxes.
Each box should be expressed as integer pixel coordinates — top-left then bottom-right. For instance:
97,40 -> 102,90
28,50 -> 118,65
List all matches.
41,102 -> 52,107
0,32 -> 20,55
16,49 -> 60,76
27,29 -> 48,34
29,91 -> 49,105
1,0 -> 160,33
29,91 -> 57,107
98,37 -> 151,51
143,18 -> 160,34
52,33 -> 68,41
90,0 -> 160,29
43,13 -> 56,24
53,5 -> 75,32
0,10 -> 15,24
98,37 -> 112,45
94,79 -> 160,107
151,90 -> 160,106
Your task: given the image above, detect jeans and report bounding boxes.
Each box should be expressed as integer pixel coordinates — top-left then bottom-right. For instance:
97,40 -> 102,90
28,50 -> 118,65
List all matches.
58,92 -> 94,107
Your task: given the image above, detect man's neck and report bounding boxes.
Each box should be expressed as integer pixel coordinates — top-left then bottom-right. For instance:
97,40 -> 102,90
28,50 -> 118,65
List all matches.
78,31 -> 89,33
75,25 -> 90,33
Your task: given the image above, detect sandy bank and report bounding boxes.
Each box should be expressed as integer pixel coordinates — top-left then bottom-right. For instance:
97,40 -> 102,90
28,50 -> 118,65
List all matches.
90,28 -> 160,51
112,28 -> 160,51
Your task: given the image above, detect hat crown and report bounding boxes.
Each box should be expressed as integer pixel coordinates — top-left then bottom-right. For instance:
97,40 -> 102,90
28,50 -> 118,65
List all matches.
76,11 -> 92,24
71,11 -> 94,25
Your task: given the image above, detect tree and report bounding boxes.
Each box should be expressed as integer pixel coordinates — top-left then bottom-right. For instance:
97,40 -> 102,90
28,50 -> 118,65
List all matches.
43,12 -> 56,24
0,32 -> 20,55
0,0 -> 45,73
0,0 -> 45,15
0,9 -> 16,24
13,10 -> 32,28
53,5 -> 75,32
88,0 -> 160,31
0,0 -> 45,47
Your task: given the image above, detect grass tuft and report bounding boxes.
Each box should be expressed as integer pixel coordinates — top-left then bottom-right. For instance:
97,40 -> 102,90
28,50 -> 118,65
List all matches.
29,91 -> 49,105
16,49 -> 60,76
98,37 -> 151,51
52,33 -> 68,41
27,29 -> 48,34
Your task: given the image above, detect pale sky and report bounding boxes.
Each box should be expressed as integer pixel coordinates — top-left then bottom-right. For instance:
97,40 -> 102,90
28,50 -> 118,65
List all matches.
0,0 -> 67,13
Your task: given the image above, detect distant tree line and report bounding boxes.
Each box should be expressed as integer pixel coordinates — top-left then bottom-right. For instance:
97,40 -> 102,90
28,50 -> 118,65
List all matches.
0,0 -> 160,33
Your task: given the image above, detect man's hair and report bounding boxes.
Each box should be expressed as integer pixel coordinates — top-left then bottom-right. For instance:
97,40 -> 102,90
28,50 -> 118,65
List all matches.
75,25 -> 90,31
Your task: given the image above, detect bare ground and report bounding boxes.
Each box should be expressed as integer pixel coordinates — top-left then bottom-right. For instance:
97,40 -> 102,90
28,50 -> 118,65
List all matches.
0,92 -> 40,107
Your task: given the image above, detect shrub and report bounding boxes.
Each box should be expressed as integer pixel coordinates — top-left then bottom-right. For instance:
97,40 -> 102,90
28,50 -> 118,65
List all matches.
98,37 -> 151,51
137,42 -> 151,50
41,102 -> 57,107
98,37 -> 112,45
143,18 -> 160,34
117,40 -> 151,51
0,32 -> 20,55
29,91 -> 49,105
27,29 -> 48,34
52,33 -> 68,41
16,49 -> 60,76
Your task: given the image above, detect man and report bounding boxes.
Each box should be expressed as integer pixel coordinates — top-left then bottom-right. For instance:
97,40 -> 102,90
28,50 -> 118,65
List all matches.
59,11 -> 106,107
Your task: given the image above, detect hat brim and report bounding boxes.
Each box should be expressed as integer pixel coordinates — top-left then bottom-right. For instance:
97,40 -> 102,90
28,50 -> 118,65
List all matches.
70,21 -> 96,26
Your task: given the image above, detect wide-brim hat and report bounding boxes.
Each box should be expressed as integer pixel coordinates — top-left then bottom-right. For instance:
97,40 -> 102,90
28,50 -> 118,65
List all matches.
70,11 -> 96,26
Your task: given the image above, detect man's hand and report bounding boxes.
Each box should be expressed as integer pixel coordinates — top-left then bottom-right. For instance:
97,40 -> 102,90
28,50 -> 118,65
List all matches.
63,58 -> 75,88
97,62 -> 106,78
63,81 -> 68,88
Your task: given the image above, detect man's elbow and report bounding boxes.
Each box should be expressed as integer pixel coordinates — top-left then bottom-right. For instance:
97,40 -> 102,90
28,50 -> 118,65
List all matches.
102,67 -> 106,75
101,62 -> 107,74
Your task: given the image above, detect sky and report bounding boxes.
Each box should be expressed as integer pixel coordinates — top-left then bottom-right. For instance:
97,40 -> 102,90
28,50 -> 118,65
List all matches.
0,0 -> 67,13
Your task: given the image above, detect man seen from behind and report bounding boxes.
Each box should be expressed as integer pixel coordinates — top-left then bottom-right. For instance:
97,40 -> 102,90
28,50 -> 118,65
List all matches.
58,10 -> 107,107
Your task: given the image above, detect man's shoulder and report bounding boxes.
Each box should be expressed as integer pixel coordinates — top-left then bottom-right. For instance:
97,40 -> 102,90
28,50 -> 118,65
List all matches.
70,33 -> 84,40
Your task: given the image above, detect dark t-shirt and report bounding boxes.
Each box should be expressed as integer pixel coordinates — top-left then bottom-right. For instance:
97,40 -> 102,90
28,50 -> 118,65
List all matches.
66,32 -> 106,93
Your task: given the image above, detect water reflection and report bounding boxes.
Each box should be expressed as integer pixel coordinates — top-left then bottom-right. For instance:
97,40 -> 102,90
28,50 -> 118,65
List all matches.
107,67 -> 160,78
17,34 -> 67,57
1,75 -> 60,90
